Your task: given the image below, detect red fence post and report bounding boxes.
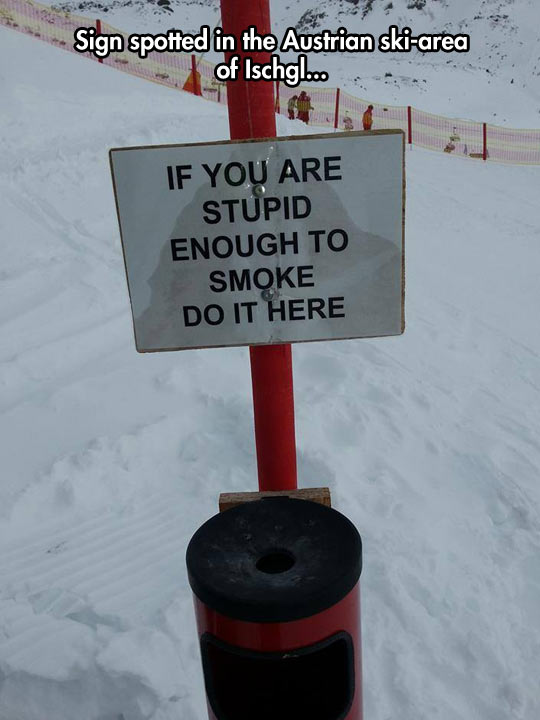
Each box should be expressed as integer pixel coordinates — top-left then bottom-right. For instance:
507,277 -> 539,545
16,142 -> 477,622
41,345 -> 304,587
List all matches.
407,106 -> 412,145
191,54 -> 201,96
95,19 -> 103,64
220,0 -> 297,492
334,87 -> 341,130
483,122 -> 487,161
275,80 -> 280,113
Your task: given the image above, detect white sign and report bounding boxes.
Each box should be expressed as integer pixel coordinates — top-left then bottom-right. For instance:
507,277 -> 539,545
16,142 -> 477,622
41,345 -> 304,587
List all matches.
110,130 -> 405,352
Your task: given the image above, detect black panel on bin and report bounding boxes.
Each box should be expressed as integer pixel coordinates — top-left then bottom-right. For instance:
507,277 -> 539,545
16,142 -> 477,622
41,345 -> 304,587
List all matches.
201,631 -> 355,720
186,497 -> 362,622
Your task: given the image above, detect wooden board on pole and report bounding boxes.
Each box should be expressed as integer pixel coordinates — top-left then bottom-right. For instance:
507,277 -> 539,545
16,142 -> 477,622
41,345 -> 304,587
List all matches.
219,487 -> 331,513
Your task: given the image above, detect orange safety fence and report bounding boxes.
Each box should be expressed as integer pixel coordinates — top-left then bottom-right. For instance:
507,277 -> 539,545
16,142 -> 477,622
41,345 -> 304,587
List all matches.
99,19 -> 193,90
2,0 -> 540,166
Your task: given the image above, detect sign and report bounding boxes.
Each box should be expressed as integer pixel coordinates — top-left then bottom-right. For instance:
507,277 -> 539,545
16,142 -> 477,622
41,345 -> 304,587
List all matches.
110,130 -> 405,352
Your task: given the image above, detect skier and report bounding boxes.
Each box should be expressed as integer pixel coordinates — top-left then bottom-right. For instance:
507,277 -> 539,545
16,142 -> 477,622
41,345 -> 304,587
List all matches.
362,104 -> 374,131
343,112 -> 354,131
297,90 -> 313,124
287,94 -> 298,120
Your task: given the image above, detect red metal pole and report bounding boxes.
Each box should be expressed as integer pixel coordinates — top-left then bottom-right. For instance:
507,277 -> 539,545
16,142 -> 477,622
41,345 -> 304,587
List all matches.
220,0 -> 297,492
334,87 -> 341,130
96,19 -> 103,64
483,122 -> 487,161
275,80 -> 280,113
407,106 -> 412,145
191,54 -> 201,96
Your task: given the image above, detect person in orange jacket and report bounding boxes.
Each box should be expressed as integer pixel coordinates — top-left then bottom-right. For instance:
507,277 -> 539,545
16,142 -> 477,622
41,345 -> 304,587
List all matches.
297,90 -> 313,124
362,104 -> 374,131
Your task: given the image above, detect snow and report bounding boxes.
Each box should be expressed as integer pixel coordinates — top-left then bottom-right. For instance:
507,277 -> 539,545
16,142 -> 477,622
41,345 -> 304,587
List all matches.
1,10 -> 540,720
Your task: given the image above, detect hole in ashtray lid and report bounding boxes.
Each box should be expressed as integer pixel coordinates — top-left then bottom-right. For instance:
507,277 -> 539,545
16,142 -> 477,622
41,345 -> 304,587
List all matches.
256,550 -> 295,574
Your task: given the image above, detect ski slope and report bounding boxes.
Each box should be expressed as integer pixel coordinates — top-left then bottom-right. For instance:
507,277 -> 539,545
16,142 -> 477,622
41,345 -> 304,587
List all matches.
1,24 -> 540,720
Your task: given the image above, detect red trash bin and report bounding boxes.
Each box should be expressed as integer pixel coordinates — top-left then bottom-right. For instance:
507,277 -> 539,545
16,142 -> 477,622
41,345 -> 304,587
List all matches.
186,496 -> 363,720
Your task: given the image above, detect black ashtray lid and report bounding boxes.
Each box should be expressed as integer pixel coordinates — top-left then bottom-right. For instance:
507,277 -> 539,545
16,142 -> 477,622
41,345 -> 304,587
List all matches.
186,497 -> 362,623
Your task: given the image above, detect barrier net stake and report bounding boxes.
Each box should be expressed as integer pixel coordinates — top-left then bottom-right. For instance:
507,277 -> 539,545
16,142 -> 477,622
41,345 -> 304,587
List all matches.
95,19 -> 103,64
483,122 -> 488,161
334,87 -> 341,130
408,106 -> 413,145
191,54 -> 201,96
220,0 -> 298,492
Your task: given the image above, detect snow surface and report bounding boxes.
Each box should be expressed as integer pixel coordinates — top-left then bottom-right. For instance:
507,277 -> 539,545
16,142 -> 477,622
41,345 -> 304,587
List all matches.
1,13 -> 540,720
